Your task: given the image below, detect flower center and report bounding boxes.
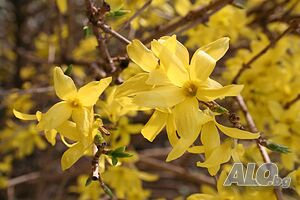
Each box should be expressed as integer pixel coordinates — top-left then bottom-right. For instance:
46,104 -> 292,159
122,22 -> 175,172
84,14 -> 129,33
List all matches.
68,98 -> 81,108
183,81 -> 198,97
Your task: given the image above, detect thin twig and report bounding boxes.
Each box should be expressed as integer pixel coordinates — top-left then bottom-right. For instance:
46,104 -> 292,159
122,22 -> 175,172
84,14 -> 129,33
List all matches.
0,87 -> 53,97
97,22 -> 131,45
92,26 -> 117,73
85,0 -> 117,73
138,156 -> 215,186
8,172 -> 40,187
85,0 -> 130,45
142,0 -> 233,44
235,95 -> 283,200
232,20 -> 299,84
175,2 -> 227,35
284,93 -> 300,109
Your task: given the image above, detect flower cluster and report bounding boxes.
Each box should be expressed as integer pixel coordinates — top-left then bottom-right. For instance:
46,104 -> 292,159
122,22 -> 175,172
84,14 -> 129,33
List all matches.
14,67 -> 112,170
116,35 -> 260,175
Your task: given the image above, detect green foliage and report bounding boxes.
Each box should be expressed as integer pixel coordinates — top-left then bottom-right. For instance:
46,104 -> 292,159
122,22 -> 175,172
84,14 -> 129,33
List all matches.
106,9 -> 130,18
107,146 -> 132,166
266,142 -> 291,154
83,26 -> 92,38
64,64 -> 73,76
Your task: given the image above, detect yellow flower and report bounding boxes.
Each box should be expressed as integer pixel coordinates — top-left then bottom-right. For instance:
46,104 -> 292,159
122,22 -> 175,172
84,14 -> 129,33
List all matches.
57,120 -> 95,171
13,109 -> 97,170
131,35 -> 243,108
188,111 -> 257,175
37,67 -> 111,135
124,35 -> 249,162
13,109 -> 58,146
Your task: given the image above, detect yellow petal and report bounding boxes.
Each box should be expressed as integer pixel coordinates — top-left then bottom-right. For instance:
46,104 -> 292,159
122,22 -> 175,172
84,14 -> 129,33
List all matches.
197,140 -> 232,170
167,98 -> 202,161
175,0 -> 192,16
151,36 -> 189,68
215,121 -> 260,139
127,40 -> 158,72
231,144 -> 244,162
37,101 -> 72,130
141,110 -> 168,142
115,73 -> 152,97
36,111 -> 42,121
78,77 -> 112,106
146,68 -> 171,86
172,98 -> 201,138
267,101 -> 283,121
45,129 -> 57,146
187,194 -> 216,200
199,37 -> 230,61
166,113 -> 179,147
150,39 -> 163,57
201,121 -> 220,156
197,84 -> 244,101
164,35 -> 190,68
105,0 -> 123,11
205,78 -> 223,88
13,109 -> 36,120
137,171 -> 159,182
188,146 -> 205,154
53,67 -> 77,100
56,0 -> 67,13
61,142 -> 84,171
60,135 -> 76,147
166,138 -> 194,162
56,120 -> 81,141
72,107 -> 92,136
160,44 -> 189,87
133,86 -> 185,108
190,50 -> 216,81
208,166 -> 221,176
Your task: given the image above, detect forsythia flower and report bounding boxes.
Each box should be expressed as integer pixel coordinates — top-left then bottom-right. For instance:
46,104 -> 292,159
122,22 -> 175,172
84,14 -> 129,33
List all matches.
188,110 -> 257,175
13,110 -> 58,146
37,67 -> 111,135
119,35 -> 259,165
13,67 -> 112,170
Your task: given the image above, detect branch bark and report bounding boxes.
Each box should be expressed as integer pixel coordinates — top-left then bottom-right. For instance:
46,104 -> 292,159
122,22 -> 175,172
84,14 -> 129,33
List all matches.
235,95 -> 283,200
232,20 -> 299,84
142,0 -> 233,44
139,156 -> 215,186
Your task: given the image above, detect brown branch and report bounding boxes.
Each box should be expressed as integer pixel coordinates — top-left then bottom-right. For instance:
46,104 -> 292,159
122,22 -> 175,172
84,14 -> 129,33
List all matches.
90,134 -> 115,199
142,0 -> 233,44
235,95 -> 283,200
284,93 -> 300,109
138,156 -> 215,186
232,20 -> 299,84
175,1 -> 227,35
7,172 -> 40,187
97,22 -> 131,45
85,0 -> 117,73
0,87 -> 53,97
92,26 -> 117,73
85,0 -> 130,45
